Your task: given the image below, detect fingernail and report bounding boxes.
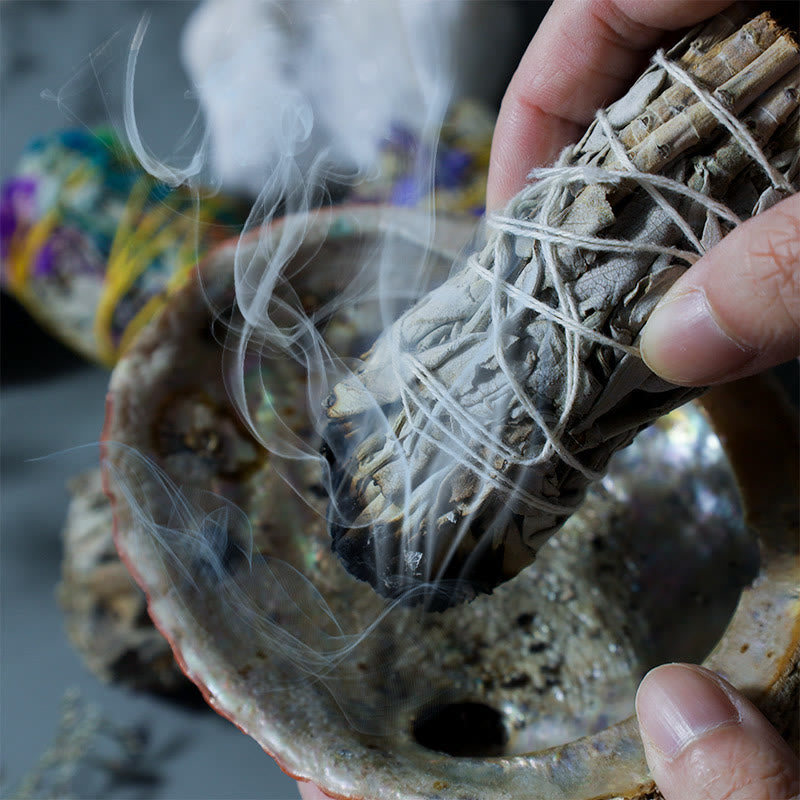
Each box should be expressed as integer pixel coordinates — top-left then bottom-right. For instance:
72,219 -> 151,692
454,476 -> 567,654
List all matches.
640,290 -> 754,385
636,665 -> 740,759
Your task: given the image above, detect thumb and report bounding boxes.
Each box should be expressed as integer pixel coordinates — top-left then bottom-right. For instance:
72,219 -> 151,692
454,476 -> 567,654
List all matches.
640,193 -> 799,385
636,663 -> 799,800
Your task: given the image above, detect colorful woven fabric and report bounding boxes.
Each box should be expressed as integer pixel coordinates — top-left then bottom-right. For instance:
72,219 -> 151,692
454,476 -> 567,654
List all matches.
1,128 -> 248,365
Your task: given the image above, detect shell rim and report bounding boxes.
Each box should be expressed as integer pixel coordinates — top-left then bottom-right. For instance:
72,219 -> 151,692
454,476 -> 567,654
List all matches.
101,204 -> 800,800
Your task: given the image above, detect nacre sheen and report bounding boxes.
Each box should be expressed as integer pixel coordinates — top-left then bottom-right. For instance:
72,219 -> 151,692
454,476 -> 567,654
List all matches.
104,206 -> 799,800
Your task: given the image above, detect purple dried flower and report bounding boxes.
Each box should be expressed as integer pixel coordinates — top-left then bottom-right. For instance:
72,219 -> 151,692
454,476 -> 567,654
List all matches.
0,177 -> 37,261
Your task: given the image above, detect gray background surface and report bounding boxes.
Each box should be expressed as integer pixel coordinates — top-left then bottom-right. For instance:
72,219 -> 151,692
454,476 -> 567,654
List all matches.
1,2 -> 299,797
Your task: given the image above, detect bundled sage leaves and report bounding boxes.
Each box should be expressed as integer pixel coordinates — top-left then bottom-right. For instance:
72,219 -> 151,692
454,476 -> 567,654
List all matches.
323,8 -> 799,608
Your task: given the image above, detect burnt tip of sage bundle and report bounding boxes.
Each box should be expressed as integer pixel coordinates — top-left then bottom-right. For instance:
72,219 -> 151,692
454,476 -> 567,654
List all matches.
323,424 -> 533,609
322,367 -> 583,609
321,7 -> 799,608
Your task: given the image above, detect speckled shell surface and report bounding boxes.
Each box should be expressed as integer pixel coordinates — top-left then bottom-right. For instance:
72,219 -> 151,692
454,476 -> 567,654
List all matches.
103,205 -> 799,800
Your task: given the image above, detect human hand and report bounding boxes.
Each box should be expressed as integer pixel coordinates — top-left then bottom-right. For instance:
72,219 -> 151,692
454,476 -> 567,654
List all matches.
487,0 -> 799,387
636,663 -> 799,800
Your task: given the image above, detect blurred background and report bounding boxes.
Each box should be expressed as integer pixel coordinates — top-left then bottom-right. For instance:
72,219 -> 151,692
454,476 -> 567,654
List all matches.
0,2 -> 546,797
1,3 -> 306,798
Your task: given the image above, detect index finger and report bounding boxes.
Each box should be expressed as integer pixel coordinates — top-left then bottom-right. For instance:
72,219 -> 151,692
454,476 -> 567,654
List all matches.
486,0 -> 734,210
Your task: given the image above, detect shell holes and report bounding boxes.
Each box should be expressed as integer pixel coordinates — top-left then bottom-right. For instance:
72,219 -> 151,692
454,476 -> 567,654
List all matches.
412,702 -> 507,757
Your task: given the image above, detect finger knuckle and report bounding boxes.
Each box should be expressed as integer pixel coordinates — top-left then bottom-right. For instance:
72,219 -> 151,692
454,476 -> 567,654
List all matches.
687,729 -> 800,800
716,761 -> 799,800
744,205 -> 800,335
589,0 -> 650,46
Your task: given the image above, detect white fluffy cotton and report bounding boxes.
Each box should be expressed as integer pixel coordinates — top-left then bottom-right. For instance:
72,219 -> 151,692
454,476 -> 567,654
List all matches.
180,0 -> 519,196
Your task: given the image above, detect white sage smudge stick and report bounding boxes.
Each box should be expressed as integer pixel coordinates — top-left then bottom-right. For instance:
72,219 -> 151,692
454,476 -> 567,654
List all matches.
322,9 -> 800,608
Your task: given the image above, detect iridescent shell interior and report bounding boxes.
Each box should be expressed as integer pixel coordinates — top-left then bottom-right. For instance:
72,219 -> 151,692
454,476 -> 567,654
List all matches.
104,206 -> 798,800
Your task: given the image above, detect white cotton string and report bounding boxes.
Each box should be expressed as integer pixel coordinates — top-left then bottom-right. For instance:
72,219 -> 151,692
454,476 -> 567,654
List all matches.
526,166 -> 743,227
531,147 -> 583,449
488,215 -> 700,264
491,231 -> 604,477
652,49 -> 794,194
393,374 -> 583,515
475,48 -> 785,506
594,108 -> 706,254
401,330 -> 602,479
388,47 -> 790,520
468,260 -> 639,356
488,142 -> 600,481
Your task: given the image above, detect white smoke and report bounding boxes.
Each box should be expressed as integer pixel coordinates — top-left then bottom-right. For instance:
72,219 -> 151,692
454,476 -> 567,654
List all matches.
105,0 -> 521,729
